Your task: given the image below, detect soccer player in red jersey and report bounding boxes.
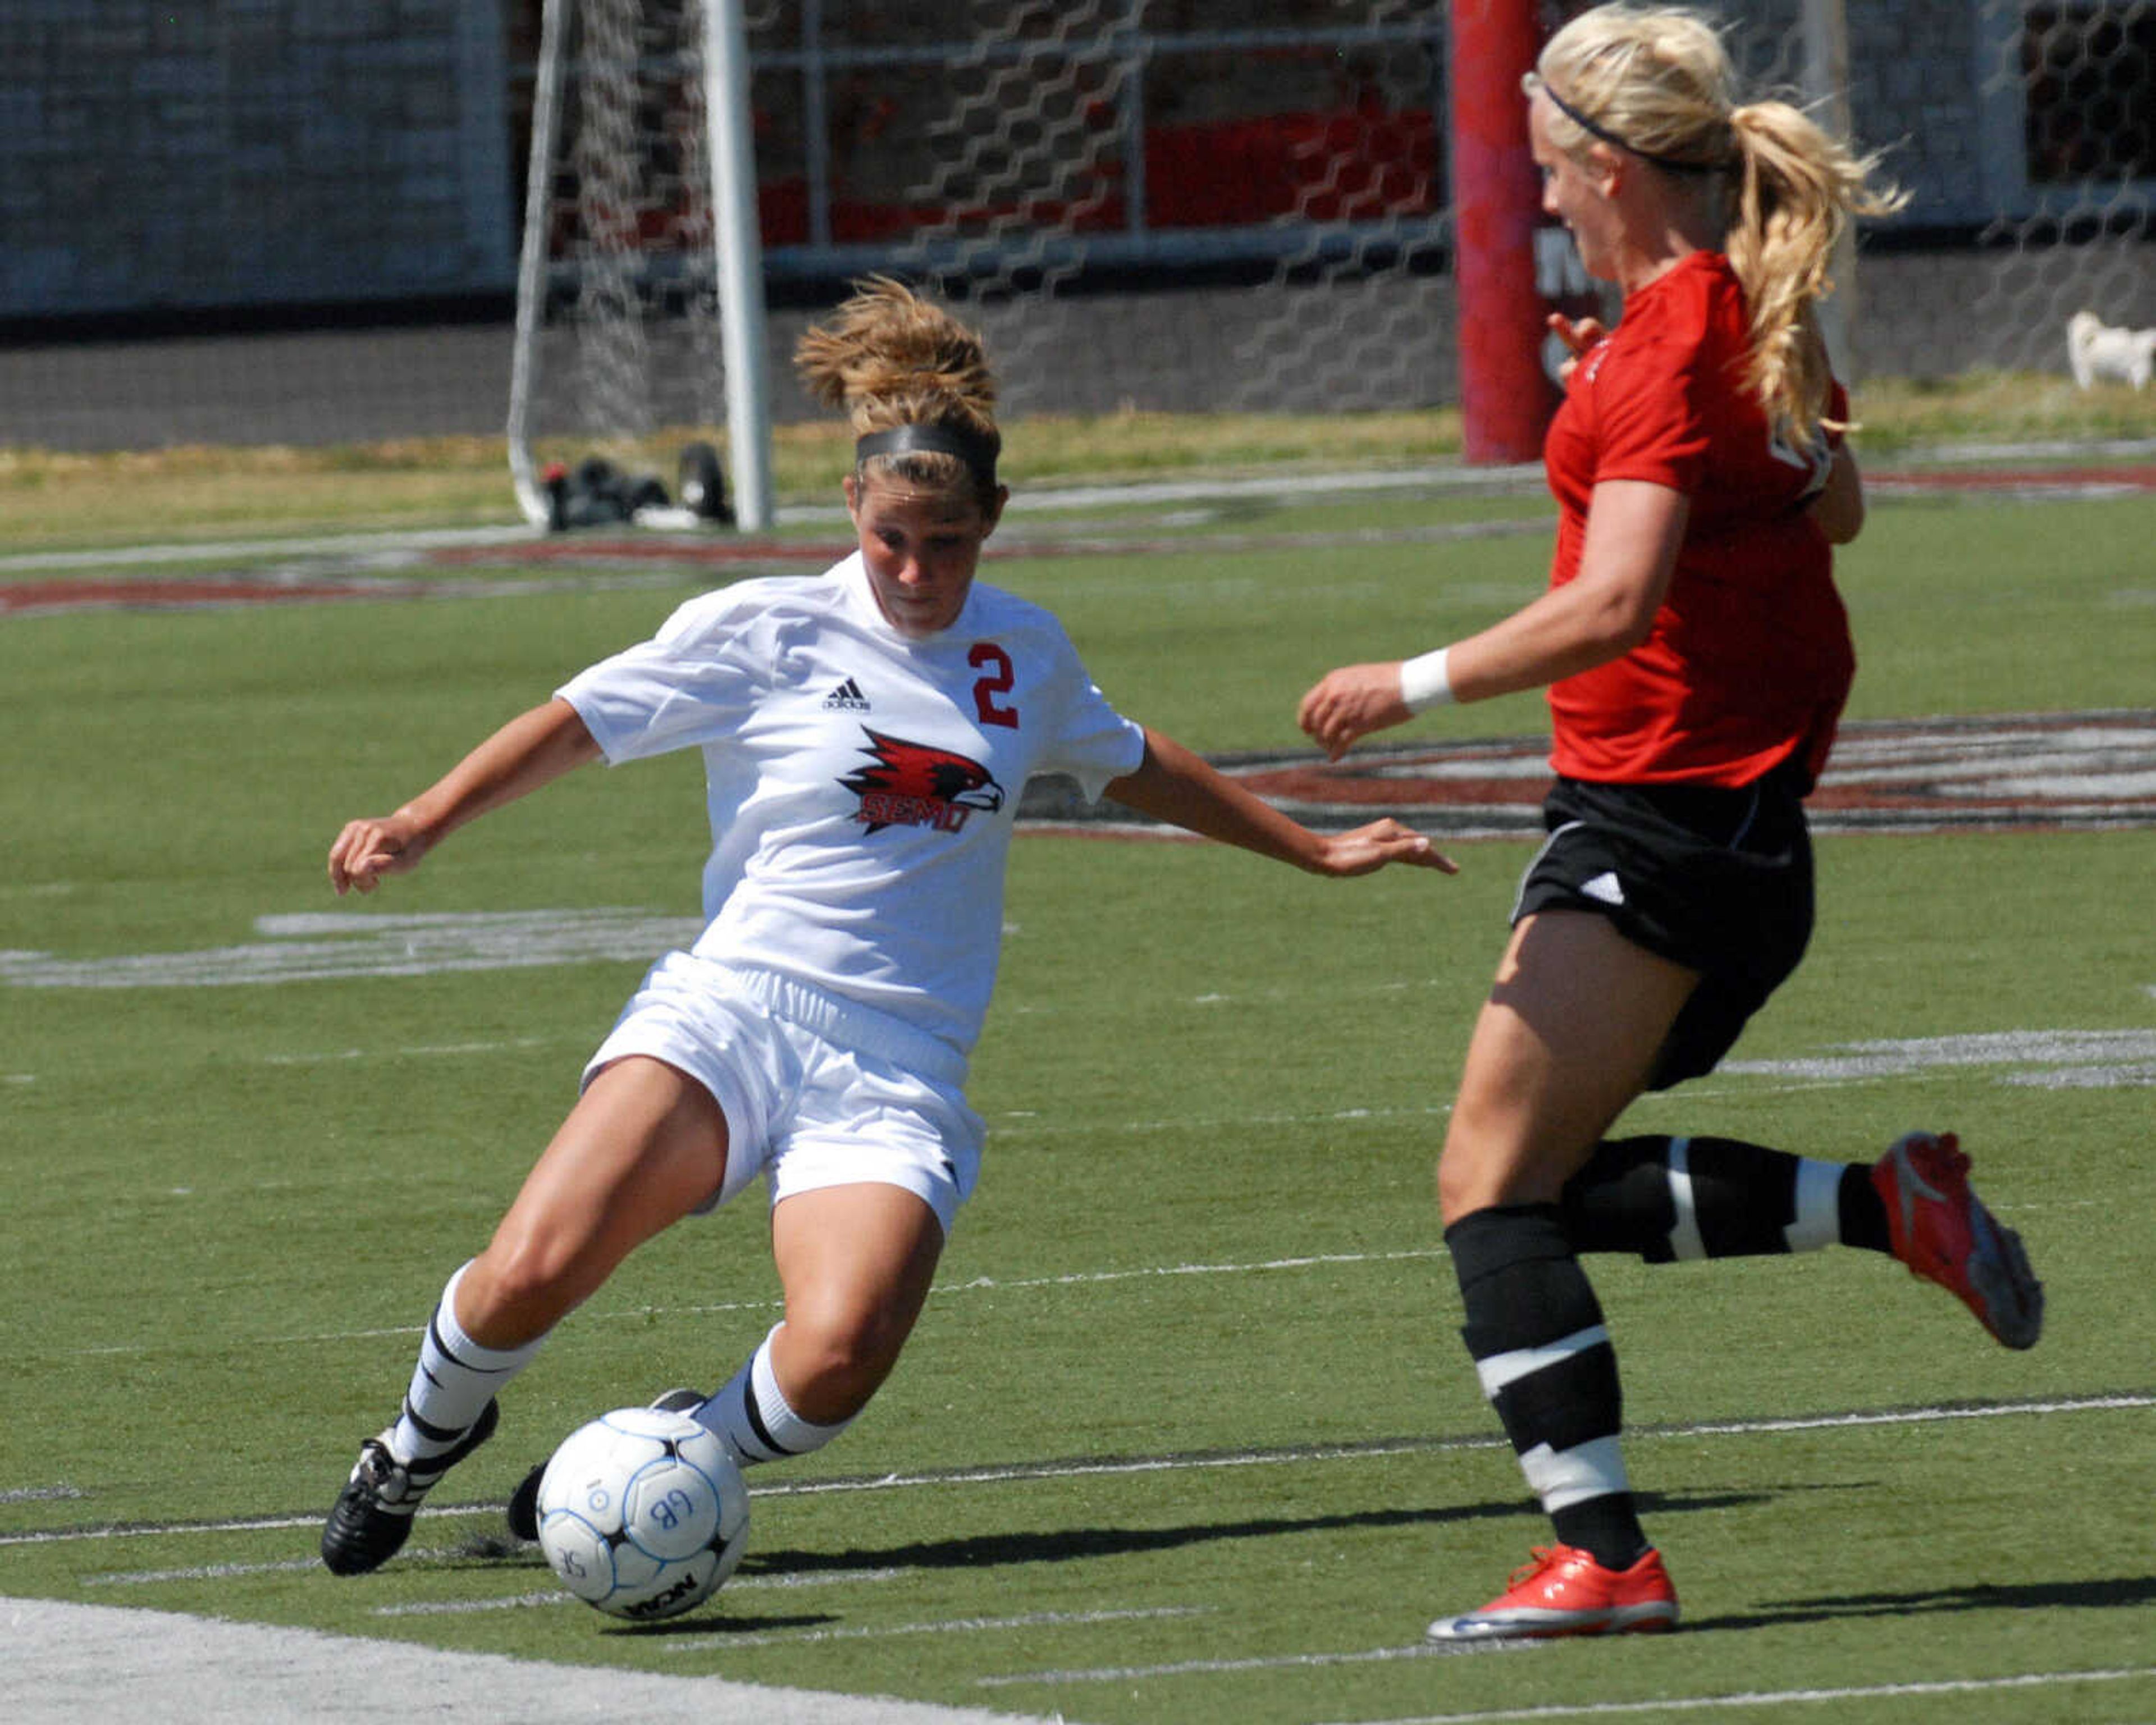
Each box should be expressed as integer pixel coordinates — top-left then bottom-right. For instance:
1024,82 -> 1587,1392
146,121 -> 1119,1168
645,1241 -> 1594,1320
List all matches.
1299,4 -> 2043,1640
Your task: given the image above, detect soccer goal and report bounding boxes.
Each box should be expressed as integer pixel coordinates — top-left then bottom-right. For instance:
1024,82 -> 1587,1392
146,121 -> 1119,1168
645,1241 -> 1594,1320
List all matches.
507,0 -> 774,532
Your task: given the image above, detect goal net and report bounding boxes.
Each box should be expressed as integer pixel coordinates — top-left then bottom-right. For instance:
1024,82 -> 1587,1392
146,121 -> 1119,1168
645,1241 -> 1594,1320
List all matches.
1962,0 -> 2156,380
497,0 -> 2154,528
771,1 -> 1449,424
508,0 -> 768,531
4,6 -> 2153,459
509,0 -> 1449,521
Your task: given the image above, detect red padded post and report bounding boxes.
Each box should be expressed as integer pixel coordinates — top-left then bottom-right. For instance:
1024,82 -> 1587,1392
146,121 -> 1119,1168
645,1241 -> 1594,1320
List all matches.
1449,0 -> 1552,463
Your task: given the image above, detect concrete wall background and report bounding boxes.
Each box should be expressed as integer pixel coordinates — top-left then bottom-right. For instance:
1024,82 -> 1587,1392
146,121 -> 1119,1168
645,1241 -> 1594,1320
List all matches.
1,1 -> 513,320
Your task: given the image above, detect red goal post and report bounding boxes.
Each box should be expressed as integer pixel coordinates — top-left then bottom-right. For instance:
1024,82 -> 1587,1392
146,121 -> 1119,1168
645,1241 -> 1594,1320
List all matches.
1448,0 -> 1552,464
1445,0 -> 1863,464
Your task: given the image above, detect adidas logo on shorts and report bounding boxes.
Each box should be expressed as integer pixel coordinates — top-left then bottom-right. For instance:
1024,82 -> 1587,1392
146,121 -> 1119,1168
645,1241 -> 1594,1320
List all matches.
823,677 -> 871,711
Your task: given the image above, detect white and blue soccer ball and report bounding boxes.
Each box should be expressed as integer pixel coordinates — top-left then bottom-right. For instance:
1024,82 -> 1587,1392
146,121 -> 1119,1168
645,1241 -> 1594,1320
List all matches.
535,1406 -> 751,1621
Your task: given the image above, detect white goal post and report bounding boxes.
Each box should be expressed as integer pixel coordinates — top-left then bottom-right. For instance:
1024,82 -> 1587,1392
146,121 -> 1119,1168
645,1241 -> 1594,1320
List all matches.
490,0 -> 2153,530
507,0 -> 774,532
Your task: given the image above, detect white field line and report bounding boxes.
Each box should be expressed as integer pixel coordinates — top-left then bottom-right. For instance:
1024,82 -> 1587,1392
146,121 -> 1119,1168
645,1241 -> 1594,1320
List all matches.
1298,1665 -> 2156,1724
984,1100 -> 1457,1140
84,1557 -> 327,1586
730,1392 -> 2156,1503
921,1247 -> 1455,1300
82,1553 -> 901,1595
144,1247 -> 1459,1359
371,1589 -> 569,1618
370,1567 -> 909,1617
659,1604 -> 1213,1652
999,464 -> 1548,514
1906,435 -> 2156,463
0,466 -> 1542,579
7,1393 -> 2148,1554
257,1037 -> 559,1065
977,1640 -> 1541,1685
75,1183 -> 2070,1362
0,524 -> 536,574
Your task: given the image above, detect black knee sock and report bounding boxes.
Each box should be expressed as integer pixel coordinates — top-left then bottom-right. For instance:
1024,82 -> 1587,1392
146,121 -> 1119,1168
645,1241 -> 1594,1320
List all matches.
1837,1166 -> 1890,1253
1446,1203 -> 1647,1571
1560,1135 -> 1890,1261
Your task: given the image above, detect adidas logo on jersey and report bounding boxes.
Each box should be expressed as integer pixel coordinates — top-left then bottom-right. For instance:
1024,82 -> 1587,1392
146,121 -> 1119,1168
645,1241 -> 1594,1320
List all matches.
823,677 -> 871,711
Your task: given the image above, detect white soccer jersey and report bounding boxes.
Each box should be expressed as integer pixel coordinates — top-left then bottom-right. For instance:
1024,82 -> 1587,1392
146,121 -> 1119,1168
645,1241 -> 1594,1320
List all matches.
558,551 -> 1147,1058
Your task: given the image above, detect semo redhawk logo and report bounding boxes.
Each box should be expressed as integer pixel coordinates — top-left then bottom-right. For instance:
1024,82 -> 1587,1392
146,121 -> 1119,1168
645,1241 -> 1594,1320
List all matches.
842,728 -> 1006,834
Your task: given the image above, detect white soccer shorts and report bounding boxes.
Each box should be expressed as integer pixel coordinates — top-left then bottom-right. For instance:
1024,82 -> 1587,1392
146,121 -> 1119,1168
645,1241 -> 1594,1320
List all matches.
583,952 -> 984,1235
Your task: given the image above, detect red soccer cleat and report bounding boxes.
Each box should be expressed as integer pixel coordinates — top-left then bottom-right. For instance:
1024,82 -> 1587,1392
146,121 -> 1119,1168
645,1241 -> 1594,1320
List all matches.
1426,1544 -> 1679,1642
1871,1131 -> 2044,1350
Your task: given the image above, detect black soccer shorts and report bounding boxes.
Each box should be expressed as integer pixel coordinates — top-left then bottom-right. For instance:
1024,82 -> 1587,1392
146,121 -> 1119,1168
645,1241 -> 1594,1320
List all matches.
1512,765 -> 1815,1091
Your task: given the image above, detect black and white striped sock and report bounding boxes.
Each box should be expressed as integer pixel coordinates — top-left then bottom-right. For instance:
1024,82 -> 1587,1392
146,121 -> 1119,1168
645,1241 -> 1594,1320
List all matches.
390,1261 -> 543,1477
693,1324 -> 854,1467
1559,1135 -> 1886,1261
1447,1203 -> 1647,1571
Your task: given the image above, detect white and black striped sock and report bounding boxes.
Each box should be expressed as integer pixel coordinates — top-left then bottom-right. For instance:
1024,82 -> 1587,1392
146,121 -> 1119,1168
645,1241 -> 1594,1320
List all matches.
391,1261 -> 543,1475
1448,1203 -> 1646,1570
1561,1135 -> 1854,1260
694,1325 -> 854,1467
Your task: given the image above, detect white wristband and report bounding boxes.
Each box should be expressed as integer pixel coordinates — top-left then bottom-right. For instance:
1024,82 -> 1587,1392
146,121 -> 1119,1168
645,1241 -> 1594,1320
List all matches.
1399,647 -> 1455,714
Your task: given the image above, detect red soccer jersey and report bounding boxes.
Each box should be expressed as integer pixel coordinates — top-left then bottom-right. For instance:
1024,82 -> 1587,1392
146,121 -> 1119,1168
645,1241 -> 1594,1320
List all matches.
1541,250 -> 1855,788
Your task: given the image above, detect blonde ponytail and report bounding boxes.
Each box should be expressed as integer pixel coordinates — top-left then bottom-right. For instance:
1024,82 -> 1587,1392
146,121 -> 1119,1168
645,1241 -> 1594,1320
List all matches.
1725,102 -> 1906,437
1533,4 -> 1907,442
794,276 -> 1002,503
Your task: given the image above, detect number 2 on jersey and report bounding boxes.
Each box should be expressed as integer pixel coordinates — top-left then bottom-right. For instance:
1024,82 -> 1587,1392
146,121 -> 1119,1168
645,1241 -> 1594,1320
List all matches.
969,642 -> 1019,729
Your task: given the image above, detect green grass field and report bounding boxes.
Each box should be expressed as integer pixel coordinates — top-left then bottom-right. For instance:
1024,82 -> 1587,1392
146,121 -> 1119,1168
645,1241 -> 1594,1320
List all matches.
3,441 -> 2155,1723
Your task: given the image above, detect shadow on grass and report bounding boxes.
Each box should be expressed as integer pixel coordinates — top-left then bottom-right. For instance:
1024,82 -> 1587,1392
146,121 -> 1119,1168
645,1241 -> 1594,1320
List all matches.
441,1484 -> 1950,1642
602,1486 -> 1804,1641
1692,1573 -> 2156,1632
738,1485 -> 1770,1580
604,1609 -> 841,1638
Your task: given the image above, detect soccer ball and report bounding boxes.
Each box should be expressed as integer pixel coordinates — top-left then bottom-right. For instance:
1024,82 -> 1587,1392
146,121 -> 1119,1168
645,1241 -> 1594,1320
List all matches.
535,1405 -> 751,1621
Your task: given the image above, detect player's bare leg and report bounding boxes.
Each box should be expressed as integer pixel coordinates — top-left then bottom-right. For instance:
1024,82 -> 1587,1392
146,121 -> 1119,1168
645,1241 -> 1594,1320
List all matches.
697,1182 -> 946,1459
459,1057 -> 732,1345
508,1179 -> 946,1539
324,1058 -> 727,1576
1431,914 -> 1694,1640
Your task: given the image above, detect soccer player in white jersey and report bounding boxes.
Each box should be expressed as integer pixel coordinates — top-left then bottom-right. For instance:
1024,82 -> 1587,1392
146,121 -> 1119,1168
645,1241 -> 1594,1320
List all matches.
320,278 -> 1453,1577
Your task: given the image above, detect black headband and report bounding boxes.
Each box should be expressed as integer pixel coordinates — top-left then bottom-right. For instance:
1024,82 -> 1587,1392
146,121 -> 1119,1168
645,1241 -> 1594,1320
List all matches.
1540,80 -> 1725,176
855,421 -> 999,487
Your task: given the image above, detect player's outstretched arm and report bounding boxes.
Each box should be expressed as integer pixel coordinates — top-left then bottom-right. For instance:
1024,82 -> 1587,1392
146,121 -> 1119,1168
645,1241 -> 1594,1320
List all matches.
1300,480 -> 1690,761
327,698 -> 603,896
1296,661 -> 1415,762
1103,729 -> 1456,878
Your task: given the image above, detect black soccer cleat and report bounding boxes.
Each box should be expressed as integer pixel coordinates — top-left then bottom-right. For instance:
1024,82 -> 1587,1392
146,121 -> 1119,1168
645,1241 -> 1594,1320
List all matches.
505,1458 -> 546,1545
321,1399 -> 500,1577
506,1388 -> 704,1544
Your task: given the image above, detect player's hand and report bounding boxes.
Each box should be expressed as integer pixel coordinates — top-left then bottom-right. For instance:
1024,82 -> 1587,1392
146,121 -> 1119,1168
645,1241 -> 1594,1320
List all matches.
1549,312 -> 1606,384
1298,662 -> 1412,761
327,811 -> 434,895
1310,818 -> 1458,878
